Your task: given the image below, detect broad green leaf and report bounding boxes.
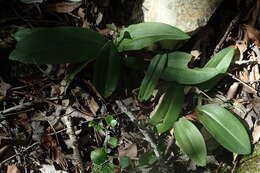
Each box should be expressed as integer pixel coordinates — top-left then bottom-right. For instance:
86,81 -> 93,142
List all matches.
9,27 -> 107,64
199,47 -> 236,90
150,83 -> 184,133
204,47 -> 236,72
91,148 -> 108,165
116,22 -> 190,52
196,104 -> 251,154
93,41 -> 121,98
138,53 -> 167,101
161,47 -> 235,84
13,28 -> 41,42
173,118 -> 207,166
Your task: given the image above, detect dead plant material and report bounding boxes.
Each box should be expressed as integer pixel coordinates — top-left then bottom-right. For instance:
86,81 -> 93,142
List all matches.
48,2 -> 81,14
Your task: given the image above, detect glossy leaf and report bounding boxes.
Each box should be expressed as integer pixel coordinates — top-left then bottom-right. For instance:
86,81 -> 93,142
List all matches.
116,22 -> 190,52
138,53 -> 167,101
204,47 -> 236,72
173,118 -> 207,166
93,41 -> 121,98
199,47 -> 236,90
196,104 -> 251,154
13,28 -> 42,42
161,47 -> 235,84
150,83 -> 184,133
9,27 -> 107,64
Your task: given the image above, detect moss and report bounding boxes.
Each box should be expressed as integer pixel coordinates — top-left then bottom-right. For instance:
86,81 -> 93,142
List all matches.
236,142 -> 260,173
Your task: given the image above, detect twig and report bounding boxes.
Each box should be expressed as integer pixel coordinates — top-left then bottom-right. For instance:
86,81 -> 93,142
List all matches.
0,101 -> 38,115
0,142 -> 39,165
214,15 -> 240,54
116,100 -> 160,158
62,115 -> 84,173
227,73 -> 258,94
195,87 -> 213,101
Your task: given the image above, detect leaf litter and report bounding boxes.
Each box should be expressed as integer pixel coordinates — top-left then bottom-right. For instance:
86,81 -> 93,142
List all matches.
1,0 -> 260,173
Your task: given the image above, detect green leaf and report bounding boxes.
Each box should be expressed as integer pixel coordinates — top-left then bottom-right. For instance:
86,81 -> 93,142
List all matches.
13,28 -> 41,42
204,47 -> 235,72
119,157 -> 131,169
93,162 -> 114,173
105,115 -> 118,127
116,22 -> 190,52
91,148 -> 108,165
138,150 -> 158,168
108,137 -> 118,148
93,41 -> 121,98
150,83 -> 184,133
106,23 -> 117,32
138,53 -> 167,101
196,104 -> 251,154
173,118 -> 207,166
9,27 -> 107,64
161,47 -> 235,84
199,47 -> 236,90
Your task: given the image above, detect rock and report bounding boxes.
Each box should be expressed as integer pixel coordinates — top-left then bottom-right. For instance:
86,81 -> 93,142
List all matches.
140,0 -> 223,32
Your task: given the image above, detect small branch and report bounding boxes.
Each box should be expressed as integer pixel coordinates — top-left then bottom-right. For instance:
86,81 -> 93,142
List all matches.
62,115 -> 84,173
0,101 -> 37,115
116,100 -> 160,158
214,15 -> 239,54
0,142 -> 39,165
227,73 -> 258,94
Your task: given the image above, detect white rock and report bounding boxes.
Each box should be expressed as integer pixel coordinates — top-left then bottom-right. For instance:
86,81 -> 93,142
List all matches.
142,0 -> 223,32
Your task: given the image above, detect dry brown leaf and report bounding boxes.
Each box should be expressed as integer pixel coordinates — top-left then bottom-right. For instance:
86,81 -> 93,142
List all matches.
7,164 -> 21,173
0,77 -> 11,97
118,143 -> 138,159
87,97 -> 99,115
78,8 -> 85,19
244,25 -> 260,46
226,82 -> 239,99
48,2 -> 81,13
235,40 -> 247,61
252,124 -> 260,144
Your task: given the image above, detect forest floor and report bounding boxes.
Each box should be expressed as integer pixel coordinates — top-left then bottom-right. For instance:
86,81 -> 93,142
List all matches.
0,0 -> 260,173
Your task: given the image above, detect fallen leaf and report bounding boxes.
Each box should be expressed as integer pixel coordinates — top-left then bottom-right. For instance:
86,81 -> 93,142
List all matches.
40,164 -> 68,173
118,143 -> 137,159
0,77 -> 11,97
252,124 -> 260,144
87,97 -> 99,115
226,82 -> 239,99
244,25 -> 260,46
7,164 -> 21,173
48,2 -> 81,13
